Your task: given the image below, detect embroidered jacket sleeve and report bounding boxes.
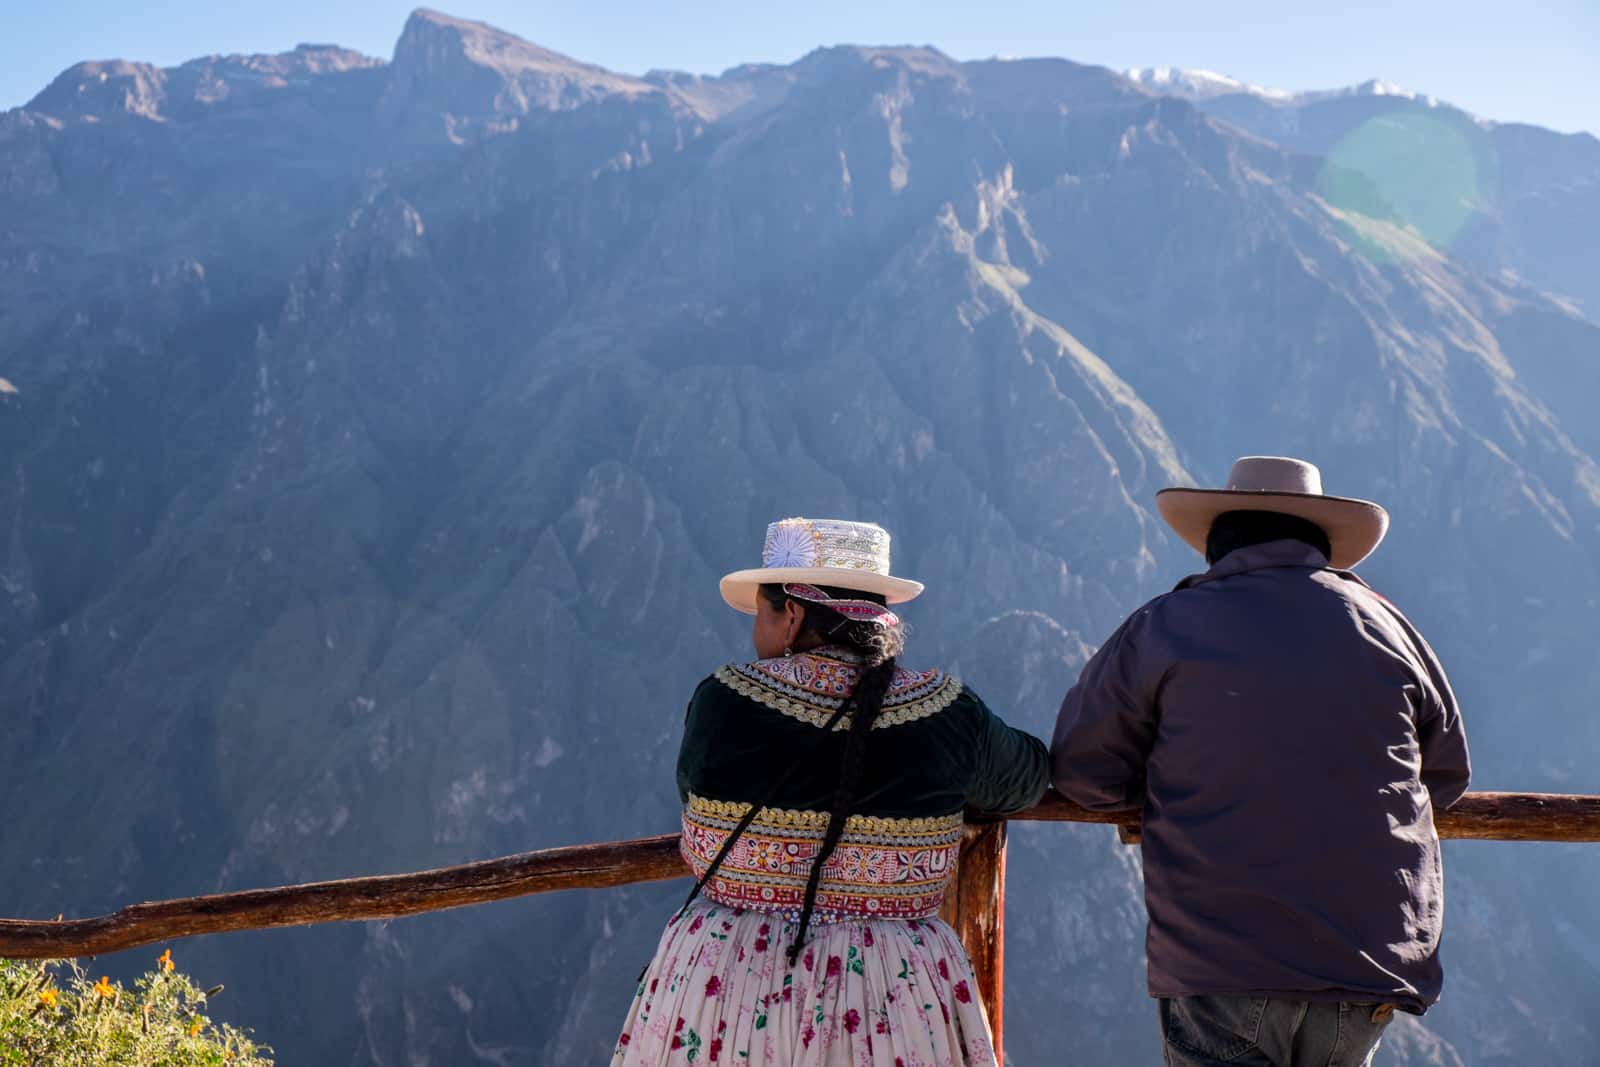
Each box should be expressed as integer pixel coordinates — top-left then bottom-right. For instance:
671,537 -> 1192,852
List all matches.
1049,606 -> 1161,811
965,690 -> 1050,817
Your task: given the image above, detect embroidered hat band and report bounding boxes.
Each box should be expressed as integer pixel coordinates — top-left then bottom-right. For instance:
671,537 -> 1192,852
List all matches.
763,518 -> 889,572
781,583 -> 901,629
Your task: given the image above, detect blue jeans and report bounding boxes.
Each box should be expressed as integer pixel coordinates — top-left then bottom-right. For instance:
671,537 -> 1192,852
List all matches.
1159,996 -> 1395,1066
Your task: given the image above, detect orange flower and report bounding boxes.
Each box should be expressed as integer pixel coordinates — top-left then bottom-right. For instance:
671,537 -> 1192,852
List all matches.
93,976 -> 115,998
189,1019 -> 205,1037
37,987 -> 58,1008
158,949 -> 175,973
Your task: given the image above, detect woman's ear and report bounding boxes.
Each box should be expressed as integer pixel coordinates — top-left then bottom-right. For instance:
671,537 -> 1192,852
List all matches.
784,599 -> 806,644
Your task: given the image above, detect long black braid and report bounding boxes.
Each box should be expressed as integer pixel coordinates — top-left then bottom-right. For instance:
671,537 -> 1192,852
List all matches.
756,583 -> 906,968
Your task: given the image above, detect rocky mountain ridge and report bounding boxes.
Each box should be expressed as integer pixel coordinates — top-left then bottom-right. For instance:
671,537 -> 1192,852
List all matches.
2,10 -> 1598,1065
1124,66 -> 1428,106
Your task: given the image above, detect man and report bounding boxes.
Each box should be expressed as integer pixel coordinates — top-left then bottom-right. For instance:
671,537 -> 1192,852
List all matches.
1051,457 -> 1471,1067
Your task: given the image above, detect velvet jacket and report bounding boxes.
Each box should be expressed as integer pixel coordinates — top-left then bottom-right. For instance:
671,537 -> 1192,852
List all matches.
676,646 -> 1049,820
673,646 -> 1049,922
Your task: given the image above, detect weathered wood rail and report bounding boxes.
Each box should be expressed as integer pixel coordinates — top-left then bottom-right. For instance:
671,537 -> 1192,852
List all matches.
2,790 -> 1597,1061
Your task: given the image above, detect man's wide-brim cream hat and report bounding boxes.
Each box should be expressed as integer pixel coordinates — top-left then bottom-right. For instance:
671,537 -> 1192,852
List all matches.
720,517 -> 924,615
1156,456 -> 1390,569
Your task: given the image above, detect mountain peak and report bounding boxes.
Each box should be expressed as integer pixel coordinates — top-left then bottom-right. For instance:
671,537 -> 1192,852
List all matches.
1125,66 -> 1292,102
790,43 -> 960,80
24,45 -> 383,122
178,43 -> 383,78
383,7 -> 654,129
1346,76 -> 1414,98
26,59 -> 170,119
400,8 -> 559,63
1124,66 -> 1430,108
392,8 -> 645,94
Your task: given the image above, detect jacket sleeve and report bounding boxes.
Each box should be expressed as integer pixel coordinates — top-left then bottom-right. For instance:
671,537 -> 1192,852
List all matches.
1392,614 -> 1471,809
965,692 -> 1050,817
1050,608 -> 1160,811
675,677 -> 720,805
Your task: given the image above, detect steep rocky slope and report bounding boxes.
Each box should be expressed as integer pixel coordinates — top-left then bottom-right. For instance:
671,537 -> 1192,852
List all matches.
2,11 -> 1598,1064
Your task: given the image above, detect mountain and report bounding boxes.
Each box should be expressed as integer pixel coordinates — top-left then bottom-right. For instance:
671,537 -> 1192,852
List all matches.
3,11 -> 1599,1064
1124,67 -> 1428,106
1126,67 -> 1600,320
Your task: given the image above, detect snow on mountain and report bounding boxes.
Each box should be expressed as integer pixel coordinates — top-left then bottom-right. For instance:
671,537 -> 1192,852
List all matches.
1124,66 -> 1295,102
1125,66 -> 1436,108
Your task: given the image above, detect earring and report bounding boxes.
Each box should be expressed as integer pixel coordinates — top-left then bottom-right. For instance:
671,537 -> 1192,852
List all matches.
783,646 -> 794,658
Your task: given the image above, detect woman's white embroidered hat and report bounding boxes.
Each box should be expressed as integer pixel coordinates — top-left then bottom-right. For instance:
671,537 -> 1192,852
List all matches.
720,518 -> 924,614
1156,456 -> 1390,569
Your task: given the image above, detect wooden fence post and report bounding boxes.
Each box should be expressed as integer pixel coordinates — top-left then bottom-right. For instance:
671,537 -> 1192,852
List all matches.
941,821 -> 1008,1063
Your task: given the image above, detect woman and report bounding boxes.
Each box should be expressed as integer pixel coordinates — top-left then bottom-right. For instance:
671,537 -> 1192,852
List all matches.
613,517 -> 1048,1066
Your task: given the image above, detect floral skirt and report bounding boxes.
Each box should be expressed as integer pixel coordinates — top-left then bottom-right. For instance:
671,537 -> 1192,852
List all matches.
612,901 -> 996,1066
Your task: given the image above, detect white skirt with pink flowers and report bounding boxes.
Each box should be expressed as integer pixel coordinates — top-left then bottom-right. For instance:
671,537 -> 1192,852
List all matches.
611,901 -> 997,1067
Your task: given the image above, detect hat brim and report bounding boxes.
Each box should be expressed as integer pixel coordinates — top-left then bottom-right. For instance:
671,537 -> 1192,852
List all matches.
719,568 -> 925,615
1156,488 -> 1390,569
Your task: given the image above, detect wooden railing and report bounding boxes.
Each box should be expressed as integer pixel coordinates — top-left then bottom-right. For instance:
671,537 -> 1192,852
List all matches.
2,791 -> 1597,1060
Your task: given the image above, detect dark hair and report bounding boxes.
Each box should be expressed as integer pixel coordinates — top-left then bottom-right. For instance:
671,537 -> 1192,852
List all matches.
758,583 -> 905,965
1205,510 -> 1332,565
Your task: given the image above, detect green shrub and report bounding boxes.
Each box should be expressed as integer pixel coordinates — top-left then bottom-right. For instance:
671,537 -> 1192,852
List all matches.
0,951 -> 271,1065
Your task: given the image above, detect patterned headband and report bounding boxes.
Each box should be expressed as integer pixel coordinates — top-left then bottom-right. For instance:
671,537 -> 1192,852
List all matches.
782,583 -> 901,629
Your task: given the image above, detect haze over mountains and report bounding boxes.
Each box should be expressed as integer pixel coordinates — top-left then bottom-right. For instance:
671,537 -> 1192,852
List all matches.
2,8 -> 1598,1064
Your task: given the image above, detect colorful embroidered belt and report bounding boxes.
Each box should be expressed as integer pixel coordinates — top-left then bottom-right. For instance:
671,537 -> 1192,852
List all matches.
680,794 -> 963,923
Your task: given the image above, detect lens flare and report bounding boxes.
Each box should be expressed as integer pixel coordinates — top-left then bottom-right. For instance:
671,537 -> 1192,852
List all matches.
1317,109 -> 1495,263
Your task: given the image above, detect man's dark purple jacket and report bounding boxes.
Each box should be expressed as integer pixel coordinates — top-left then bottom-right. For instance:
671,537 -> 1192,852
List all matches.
1050,540 -> 1471,1014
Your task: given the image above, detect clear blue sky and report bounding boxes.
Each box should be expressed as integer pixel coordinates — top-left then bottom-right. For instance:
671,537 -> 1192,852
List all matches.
7,1 -> 1597,135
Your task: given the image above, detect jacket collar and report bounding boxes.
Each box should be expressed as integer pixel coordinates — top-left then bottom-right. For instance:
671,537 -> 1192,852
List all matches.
1175,539 -> 1331,590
